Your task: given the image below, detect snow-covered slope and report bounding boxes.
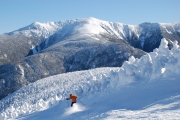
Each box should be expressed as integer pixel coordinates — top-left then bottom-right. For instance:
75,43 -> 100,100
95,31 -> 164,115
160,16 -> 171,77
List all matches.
0,38 -> 180,120
8,21 -> 60,38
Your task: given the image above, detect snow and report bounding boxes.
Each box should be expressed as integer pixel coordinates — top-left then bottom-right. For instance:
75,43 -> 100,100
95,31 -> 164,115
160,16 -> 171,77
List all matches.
63,103 -> 86,116
9,21 -> 61,38
0,38 -> 180,120
160,22 -> 180,35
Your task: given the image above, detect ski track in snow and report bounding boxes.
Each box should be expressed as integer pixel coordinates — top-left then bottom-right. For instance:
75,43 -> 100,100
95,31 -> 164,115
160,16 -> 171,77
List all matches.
0,38 -> 180,120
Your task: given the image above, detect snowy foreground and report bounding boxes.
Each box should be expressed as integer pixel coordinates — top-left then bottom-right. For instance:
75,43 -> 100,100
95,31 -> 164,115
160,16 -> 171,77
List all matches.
1,38 -> 180,120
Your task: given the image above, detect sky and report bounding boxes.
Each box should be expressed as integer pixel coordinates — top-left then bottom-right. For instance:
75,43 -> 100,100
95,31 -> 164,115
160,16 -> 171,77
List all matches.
0,0 -> 179,34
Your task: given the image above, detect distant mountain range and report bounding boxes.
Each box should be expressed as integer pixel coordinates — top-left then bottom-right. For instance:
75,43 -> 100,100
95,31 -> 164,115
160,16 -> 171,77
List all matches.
0,17 -> 180,100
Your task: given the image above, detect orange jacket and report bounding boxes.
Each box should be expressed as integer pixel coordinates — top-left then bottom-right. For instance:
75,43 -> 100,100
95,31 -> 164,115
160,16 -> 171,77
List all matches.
67,95 -> 78,102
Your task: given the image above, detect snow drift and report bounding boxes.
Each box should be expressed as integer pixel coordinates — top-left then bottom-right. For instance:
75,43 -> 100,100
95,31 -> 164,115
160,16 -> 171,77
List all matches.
0,38 -> 180,120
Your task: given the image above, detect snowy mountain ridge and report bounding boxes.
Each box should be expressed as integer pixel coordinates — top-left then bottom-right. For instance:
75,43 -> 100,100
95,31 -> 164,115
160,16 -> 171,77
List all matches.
0,38 -> 180,120
10,17 -> 180,38
9,17 -> 125,37
7,17 -> 180,53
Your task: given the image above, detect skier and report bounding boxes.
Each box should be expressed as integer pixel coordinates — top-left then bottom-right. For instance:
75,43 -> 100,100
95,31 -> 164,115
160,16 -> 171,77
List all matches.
66,94 -> 78,107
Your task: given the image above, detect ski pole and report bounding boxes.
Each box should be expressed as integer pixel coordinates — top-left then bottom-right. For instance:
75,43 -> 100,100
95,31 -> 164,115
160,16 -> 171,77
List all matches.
78,99 -> 85,105
66,100 -> 69,107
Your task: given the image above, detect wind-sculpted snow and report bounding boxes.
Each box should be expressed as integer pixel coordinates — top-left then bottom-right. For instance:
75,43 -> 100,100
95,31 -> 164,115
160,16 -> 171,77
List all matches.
0,38 -> 180,119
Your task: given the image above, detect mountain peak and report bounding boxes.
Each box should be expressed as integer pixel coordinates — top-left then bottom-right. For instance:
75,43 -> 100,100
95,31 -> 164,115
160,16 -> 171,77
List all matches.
73,17 -> 101,22
84,17 -> 101,21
